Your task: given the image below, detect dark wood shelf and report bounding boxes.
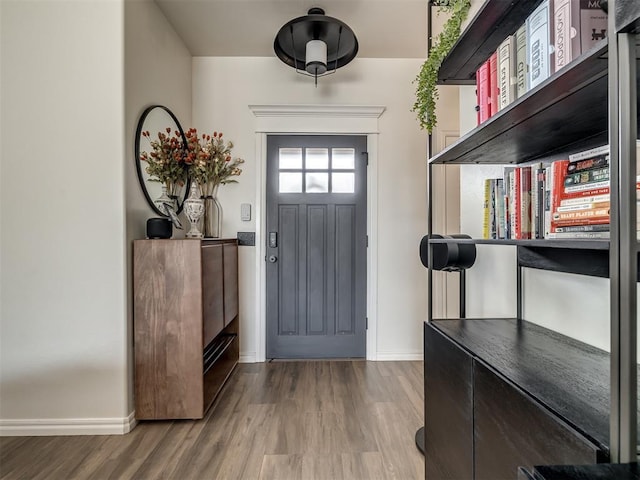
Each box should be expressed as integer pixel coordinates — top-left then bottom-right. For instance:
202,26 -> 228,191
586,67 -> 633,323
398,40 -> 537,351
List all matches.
428,237 -> 610,250
430,318 -> 640,454
437,0 -> 544,84
616,0 -> 640,33
431,41 -> 612,165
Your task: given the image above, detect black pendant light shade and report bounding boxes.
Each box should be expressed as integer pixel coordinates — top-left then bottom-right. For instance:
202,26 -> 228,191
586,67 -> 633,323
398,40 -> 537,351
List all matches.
274,8 -> 358,82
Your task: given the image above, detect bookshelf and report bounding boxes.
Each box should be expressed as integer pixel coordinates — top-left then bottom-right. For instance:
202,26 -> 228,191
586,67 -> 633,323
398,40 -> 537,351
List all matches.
422,0 -> 639,477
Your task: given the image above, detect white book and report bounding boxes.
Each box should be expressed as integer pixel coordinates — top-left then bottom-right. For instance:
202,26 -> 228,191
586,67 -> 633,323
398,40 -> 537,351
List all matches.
498,35 -> 517,109
560,193 -> 610,206
554,0 -> 581,72
527,0 -> 553,90
515,24 -> 528,98
569,144 -> 609,162
564,179 -> 609,193
546,231 -> 610,239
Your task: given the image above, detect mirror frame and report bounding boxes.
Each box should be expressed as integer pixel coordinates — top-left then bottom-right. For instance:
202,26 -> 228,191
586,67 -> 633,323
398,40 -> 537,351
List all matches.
134,105 -> 189,216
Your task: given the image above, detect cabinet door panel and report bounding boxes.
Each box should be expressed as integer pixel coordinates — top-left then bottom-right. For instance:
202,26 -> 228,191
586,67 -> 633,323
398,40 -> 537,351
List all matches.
474,361 -> 600,480
424,323 -> 474,480
223,242 -> 238,326
202,243 -> 224,347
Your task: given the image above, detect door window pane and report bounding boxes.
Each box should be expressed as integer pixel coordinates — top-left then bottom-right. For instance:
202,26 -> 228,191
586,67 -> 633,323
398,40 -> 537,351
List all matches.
332,173 -> 355,193
279,148 -> 303,169
305,172 -> 329,193
332,148 -> 355,169
306,148 -> 329,169
279,172 -> 302,193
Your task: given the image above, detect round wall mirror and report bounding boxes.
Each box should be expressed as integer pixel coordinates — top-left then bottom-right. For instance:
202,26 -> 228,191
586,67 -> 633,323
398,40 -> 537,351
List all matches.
134,105 -> 189,217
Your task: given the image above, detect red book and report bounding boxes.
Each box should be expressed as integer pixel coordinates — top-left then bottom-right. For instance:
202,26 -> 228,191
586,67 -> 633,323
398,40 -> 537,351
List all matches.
512,168 -> 522,239
477,60 -> 490,124
550,159 -> 570,215
489,52 -> 499,117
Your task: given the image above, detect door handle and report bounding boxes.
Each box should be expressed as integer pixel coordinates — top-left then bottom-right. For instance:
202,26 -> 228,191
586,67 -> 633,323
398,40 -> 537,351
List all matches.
269,255 -> 278,263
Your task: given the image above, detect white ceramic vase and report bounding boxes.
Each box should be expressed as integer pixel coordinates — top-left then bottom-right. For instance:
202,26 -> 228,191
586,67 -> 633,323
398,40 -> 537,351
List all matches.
184,183 -> 204,238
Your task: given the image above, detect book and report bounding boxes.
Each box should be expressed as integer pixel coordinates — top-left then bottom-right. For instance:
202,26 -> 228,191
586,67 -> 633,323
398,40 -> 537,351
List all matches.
489,52 -> 499,117
560,193 -> 609,206
553,205 -> 610,221
520,166 -> 532,239
564,179 -> 609,193
490,178 -> 497,239
553,0 -> 581,72
510,168 -> 521,239
515,24 -> 528,99
580,0 -> 607,52
477,60 -> 490,124
567,155 -> 609,173
495,178 -> 506,239
568,144 -> 609,162
556,200 -> 610,212
535,164 -> 546,238
546,159 -> 570,237
527,0 -> 553,90
503,167 -> 514,238
564,167 -> 609,186
553,223 -> 610,232
483,178 -> 491,239
546,230 -> 610,238
498,35 -> 516,109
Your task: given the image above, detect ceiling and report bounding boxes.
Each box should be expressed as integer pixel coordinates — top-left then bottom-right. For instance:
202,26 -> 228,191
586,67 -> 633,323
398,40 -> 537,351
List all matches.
154,0 -> 429,59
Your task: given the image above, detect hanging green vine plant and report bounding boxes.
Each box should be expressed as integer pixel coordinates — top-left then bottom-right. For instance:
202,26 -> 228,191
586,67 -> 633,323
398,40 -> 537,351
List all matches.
412,0 -> 471,133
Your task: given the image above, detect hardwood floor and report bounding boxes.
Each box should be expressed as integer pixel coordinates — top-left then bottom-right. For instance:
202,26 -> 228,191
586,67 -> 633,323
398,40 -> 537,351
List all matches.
0,361 -> 424,480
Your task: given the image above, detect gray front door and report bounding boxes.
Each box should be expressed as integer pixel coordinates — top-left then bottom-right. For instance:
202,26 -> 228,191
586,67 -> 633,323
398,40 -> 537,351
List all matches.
266,135 -> 367,359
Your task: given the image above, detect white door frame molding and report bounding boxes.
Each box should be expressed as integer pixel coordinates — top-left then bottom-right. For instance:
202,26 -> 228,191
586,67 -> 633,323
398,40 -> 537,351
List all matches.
249,104 -> 386,362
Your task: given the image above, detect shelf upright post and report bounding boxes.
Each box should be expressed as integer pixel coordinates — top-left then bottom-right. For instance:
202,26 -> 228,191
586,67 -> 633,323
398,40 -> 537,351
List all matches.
427,0 -> 435,324
608,0 -> 638,461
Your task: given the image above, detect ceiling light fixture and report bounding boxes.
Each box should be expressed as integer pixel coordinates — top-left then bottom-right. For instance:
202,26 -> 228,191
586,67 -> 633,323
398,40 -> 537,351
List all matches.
274,7 -> 358,86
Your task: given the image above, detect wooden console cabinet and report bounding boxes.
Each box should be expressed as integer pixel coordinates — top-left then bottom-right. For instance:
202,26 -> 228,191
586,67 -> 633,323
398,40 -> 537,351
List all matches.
133,238 -> 239,420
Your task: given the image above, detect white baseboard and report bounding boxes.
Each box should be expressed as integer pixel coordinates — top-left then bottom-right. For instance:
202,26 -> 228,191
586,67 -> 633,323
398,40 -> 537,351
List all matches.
374,352 -> 423,361
0,411 -> 137,436
239,352 -> 256,363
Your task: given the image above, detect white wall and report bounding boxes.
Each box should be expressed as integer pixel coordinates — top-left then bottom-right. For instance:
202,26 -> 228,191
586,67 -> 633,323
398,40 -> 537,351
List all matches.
192,57 -> 428,360
124,0 -> 192,413
0,0 -> 129,434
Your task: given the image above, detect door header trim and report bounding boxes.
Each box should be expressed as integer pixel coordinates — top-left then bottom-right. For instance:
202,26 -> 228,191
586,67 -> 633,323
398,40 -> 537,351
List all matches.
249,105 -> 386,134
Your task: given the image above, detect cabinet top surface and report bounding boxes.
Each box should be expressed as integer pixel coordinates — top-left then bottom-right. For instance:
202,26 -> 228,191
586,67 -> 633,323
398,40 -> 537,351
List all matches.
430,318 -> 640,453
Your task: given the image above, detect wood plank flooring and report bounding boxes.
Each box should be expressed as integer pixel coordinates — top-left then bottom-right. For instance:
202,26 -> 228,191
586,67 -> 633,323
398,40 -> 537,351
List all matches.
0,361 -> 424,480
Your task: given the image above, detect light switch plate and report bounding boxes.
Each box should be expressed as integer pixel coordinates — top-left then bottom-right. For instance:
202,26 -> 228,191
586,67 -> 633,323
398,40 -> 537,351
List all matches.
241,203 -> 251,221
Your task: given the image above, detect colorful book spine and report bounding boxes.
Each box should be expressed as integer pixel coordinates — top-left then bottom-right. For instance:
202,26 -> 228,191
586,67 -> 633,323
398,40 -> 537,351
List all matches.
567,155 -> 609,173
546,231 -> 610,239
489,52 -> 499,117
568,144 -> 609,162
564,167 -> 609,186
520,166 -> 532,239
483,178 -> 491,239
496,178 -> 506,239
498,35 -> 516,109
535,165 -> 546,238
515,24 -> 528,99
527,0 -> 553,90
477,60 -> 490,124
546,159 -> 570,237
554,0 -> 582,72
580,0 -> 607,52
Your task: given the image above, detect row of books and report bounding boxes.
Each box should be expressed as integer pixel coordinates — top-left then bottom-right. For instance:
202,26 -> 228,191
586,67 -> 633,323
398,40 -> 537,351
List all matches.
476,0 -> 608,125
482,143 -> 640,240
